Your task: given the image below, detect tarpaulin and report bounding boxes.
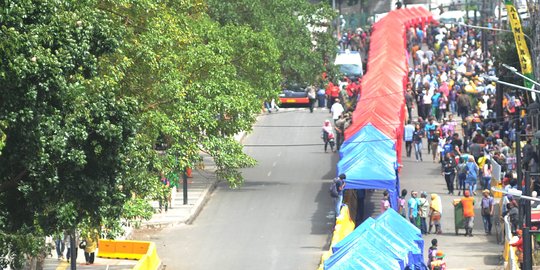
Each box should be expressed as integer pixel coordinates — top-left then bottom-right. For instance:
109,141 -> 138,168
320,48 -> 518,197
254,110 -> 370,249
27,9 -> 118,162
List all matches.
376,208 -> 424,251
338,124 -> 399,211
317,205 -> 356,270
325,209 -> 426,270
338,124 -> 397,190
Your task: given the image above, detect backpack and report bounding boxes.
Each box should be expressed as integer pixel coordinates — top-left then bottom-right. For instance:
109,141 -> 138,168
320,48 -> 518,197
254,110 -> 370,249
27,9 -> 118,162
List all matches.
329,178 -> 339,198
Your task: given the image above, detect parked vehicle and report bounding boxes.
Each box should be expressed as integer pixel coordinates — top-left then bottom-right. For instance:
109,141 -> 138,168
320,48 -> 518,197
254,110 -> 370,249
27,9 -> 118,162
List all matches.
334,50 -> 363,82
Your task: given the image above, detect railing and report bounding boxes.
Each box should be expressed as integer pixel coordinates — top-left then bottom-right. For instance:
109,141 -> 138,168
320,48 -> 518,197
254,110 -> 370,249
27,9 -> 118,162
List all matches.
502,216 -> 520,270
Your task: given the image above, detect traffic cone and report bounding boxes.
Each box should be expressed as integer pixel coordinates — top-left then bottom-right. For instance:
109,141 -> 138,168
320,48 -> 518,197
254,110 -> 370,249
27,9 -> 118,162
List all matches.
186,167 -> 193,178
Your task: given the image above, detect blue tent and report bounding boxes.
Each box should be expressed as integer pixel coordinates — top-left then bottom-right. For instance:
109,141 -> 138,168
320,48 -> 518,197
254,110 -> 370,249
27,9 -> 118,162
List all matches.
325,241 -> 402,270
331,218 -> 376,254
337,124 -> 399,209
376,208 -> 424,251
325,209 -> 426,270
337,124 -> 396,189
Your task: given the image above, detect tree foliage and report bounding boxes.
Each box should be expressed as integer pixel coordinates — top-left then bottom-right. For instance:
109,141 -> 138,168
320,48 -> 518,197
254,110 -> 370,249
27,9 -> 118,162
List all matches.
0,0 -> 334,267
207,0 -> 336,85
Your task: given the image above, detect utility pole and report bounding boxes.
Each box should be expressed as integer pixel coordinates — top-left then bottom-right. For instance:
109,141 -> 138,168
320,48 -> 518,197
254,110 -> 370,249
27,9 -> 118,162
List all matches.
523,171 -> 533,270
70,228 -> 77,270
183,170 -> 188,205
496,79 -> 504,120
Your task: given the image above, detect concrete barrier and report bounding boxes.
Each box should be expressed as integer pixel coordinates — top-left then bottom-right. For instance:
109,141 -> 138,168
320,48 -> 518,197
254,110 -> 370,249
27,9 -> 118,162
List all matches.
98,239 -> 161,269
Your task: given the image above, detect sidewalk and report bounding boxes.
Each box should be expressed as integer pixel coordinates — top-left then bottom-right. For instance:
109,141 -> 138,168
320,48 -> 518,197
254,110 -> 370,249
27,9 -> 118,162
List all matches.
141,152 -> 219,228
395,106 -> 502,269
141,131 -> 246,228
43,132 -> 246,269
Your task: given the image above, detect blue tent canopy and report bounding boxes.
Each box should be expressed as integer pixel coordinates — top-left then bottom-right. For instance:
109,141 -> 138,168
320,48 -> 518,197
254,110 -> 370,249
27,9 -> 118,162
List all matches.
331,218 -> 376,253
325,241 -> 402,270
337,124 -> 399,210
325,209 -> 426,270
376,208 -> 424,252
337,124 -> 397,190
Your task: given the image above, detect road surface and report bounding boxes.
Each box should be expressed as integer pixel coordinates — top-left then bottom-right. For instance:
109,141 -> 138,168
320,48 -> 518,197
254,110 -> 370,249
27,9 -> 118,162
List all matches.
153,108 -> 337,270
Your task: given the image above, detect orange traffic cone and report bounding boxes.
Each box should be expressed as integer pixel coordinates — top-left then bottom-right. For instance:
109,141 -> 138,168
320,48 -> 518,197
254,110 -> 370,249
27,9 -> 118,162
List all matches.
186,167 -> 193,178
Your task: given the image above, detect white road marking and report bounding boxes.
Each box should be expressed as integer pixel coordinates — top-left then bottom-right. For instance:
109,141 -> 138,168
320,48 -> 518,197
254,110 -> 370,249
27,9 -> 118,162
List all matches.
272,161 -> 277,167
267,171 -> 272,177
277,152 -> 282,157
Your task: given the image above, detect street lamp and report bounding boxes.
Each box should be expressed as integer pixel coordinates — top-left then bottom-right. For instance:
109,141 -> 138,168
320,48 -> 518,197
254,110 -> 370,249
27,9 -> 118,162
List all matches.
459,22 -> 534,45
502,64 -> 540,88
481,75 -> 540,94
491,187 -> 540,202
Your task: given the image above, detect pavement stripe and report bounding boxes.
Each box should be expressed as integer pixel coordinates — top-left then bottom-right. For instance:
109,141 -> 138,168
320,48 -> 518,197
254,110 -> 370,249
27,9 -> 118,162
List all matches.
55,261 -> 68,270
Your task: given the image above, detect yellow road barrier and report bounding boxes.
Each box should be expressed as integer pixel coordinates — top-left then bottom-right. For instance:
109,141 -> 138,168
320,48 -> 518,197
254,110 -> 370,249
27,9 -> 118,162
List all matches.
98,240 -> 161,270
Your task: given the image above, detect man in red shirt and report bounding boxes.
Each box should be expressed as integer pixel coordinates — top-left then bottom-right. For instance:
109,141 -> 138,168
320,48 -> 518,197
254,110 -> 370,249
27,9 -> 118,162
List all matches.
325,81 -> 340,109
460,190 -> 476,236
346,80 -> 357,98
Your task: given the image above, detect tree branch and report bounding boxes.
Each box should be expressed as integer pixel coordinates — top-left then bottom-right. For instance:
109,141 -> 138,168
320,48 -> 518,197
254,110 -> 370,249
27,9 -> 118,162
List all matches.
0,170 -> 28,193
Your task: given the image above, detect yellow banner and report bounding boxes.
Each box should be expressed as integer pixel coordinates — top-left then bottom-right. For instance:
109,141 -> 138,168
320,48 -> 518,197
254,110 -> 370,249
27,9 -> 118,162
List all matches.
505,3 -> 533,74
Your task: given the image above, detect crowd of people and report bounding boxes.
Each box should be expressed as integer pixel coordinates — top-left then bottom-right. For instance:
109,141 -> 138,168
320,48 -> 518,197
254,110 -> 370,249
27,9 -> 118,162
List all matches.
379,19 -> 538,269
324,10 -> 540,268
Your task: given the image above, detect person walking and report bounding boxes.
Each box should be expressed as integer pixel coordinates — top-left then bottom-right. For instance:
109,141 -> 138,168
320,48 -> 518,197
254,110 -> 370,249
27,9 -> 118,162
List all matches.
335,174 -> 346,215
381,190 -> 390,213
418,192 -> 430,234
405,90 -> 415,121
413,124 -> 424,162
408,191 -> 420,228
427,238 -> 438,267
404,121 -> 415,157
83,230 -> 99,265
330,99 -> 344,124
64,231 -> 79,263
321,120 -> 336,153
424,118 -> 437,154
398,189 -> 408,217
158,172 -> 172,212
459,190 -> 476,237
442,152 -> 457,194
482,158 -> 493,190
307,86 -> 317,113
431,130 -> 440,162
429,193 -> 443,234
457,90 -> 470,121
465,156 -> 479,196
456,156 -> 467,196
53,232 -> 65,261
326,82 -> 340,109
334,114 -> 346,151
481,189 -> 495,235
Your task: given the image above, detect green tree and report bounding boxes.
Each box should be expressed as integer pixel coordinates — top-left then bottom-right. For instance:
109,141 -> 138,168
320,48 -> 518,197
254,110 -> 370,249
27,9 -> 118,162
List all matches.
98,0 -> 280,187
0,1 -> 141,267
0,0 -> 329,266
207,0 -> 336,85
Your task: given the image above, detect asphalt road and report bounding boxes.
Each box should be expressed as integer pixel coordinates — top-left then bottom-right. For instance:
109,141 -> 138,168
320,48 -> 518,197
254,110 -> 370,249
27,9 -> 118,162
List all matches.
153,108 -> 337,270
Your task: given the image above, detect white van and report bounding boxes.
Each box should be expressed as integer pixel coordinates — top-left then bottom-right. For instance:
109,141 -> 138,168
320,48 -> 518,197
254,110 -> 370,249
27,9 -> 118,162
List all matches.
437,10 -> 466,27
334,50 -> 363,81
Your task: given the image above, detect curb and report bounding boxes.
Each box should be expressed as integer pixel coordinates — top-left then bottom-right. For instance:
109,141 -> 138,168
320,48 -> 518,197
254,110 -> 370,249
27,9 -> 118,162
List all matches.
185,178 -> 219,225
185,131 -> 247,225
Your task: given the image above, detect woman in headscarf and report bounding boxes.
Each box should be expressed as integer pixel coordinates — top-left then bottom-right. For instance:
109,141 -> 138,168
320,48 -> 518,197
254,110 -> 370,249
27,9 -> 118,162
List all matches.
321,120 -> 335,153
429,193 -> 443,234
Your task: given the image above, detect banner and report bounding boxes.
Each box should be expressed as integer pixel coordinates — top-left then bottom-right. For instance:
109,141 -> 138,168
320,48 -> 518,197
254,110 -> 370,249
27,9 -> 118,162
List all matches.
491,159 -> 502,182
505,1 -> 534,88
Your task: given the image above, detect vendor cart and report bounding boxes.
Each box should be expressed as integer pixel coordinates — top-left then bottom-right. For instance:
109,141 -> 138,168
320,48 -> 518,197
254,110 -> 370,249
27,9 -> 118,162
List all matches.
453,199 -> 465,235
